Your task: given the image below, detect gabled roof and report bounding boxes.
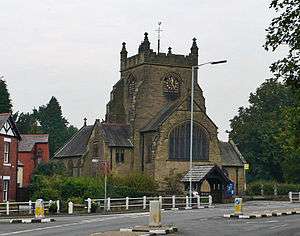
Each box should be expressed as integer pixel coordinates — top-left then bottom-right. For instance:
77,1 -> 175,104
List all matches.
181,165 -> 231,183
140,101 -> 180,132
54,125 -> 94,158
101,123 -> 133,148
0,113 -> 21,139
140,95 -> 217,133
219,141 -> 246,167
19,134 -> 49,152
0,113 -> 10,129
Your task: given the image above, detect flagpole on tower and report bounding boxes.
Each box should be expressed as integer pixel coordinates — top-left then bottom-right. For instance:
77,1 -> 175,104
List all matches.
156,22 -> 162,54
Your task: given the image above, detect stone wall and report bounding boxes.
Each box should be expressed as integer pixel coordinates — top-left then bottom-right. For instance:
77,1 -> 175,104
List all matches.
224,166 -> 245,195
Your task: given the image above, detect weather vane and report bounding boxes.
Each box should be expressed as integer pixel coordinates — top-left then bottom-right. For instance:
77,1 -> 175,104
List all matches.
156,22 -> 163,54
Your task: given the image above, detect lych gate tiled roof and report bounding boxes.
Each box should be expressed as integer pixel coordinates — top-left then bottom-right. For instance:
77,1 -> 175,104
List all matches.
101,123 -> 133,147
54,125 -> 94,158
181,165 -> 231,183
19,134 -> 49,152
181,165 -> 215,182
219,141 -> 246,167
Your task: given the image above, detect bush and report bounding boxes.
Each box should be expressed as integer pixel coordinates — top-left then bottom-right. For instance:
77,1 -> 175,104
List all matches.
29,173 -> 159,202
48,203 -> 57,214
91,202 -> 98,213
246,181 -> 300,196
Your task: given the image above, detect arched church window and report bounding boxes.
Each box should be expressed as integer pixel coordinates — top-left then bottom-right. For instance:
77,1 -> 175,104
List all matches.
169,121 -> 209,160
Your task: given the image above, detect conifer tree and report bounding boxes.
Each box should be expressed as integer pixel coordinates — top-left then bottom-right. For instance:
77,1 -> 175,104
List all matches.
0,79 -> 13,113
37,96 -> 77,156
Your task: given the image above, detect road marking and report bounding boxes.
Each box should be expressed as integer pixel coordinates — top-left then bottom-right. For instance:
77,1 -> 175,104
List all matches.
269,224 -> 288,230
0,213 -> 149,236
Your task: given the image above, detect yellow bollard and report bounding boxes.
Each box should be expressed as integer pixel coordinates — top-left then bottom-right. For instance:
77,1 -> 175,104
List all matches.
234,198 -> 243,215
35,199 -> 45,219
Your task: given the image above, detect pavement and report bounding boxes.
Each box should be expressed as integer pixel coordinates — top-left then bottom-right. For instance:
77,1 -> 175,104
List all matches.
0,201 -> 299,236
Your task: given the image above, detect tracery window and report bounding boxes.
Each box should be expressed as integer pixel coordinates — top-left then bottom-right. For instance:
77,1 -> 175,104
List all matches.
169,121 -> 209,160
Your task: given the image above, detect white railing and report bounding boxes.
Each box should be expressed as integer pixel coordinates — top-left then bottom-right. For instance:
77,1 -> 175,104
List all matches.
0,200 -> 60,216
85,195 -> 212,213
289,192 -> 300,203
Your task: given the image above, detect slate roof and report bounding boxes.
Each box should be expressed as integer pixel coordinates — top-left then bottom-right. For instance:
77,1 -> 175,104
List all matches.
219,141 -> 246,167
54,125 -> 94,158
140,101 -> 180,132
19,134 -> 49,152
101,123 -> 133,147
181,165 -> 231,183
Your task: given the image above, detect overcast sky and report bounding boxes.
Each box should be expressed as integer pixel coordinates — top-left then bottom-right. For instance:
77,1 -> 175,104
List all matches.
1,0 -> 282,141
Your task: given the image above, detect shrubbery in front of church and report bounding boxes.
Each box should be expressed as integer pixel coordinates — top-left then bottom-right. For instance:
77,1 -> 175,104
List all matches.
29,172 -> 158,203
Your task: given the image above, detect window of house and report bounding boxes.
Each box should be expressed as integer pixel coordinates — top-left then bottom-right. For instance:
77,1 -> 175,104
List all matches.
169,121 -> 209,160
116,149 -> 125,164
4,142 -> 10,163
3,180 -> 9,202
36,148 -> 43,166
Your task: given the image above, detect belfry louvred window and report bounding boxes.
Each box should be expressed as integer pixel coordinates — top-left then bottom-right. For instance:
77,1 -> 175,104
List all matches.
169,121 -> 209,160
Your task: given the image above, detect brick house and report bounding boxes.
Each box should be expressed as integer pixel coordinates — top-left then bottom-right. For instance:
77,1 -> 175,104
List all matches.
54,33 -> 247,202
0,113 -> 21,202
18,134 -> 49,188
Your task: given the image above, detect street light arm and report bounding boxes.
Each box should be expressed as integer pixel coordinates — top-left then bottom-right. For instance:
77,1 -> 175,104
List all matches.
192,60 -> 227,69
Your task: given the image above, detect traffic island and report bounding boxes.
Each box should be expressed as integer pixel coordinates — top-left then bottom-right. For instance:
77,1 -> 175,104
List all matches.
92,232 -> 154,236
224,209 -> 300,219
0,218 -> 55,224
120,201 -> 178,235
120,225 -> 177,235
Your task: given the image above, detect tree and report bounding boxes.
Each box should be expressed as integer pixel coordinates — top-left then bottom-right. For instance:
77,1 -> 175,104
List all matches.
16,112 -> 43,134
0,79 -> 13,113
228,79 -> 298,182
36,96 -> 77,156
264,0 -> 300,88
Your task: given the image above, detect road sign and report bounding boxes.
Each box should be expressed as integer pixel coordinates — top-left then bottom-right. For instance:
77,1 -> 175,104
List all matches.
234,198 -> 243,215
244,163 -> 249,170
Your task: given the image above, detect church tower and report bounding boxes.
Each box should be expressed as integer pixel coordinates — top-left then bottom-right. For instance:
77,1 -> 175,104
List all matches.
105,32 -> 211,171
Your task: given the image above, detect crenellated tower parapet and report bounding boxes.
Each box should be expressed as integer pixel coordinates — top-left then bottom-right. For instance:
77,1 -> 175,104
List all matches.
120,32 -> 199,71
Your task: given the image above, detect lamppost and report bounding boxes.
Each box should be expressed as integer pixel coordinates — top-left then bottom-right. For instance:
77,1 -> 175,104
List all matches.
189,60 -> 227,207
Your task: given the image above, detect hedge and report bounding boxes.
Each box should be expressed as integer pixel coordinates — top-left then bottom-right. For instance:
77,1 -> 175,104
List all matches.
29,172 -> 158,202
246,181 -> 300,196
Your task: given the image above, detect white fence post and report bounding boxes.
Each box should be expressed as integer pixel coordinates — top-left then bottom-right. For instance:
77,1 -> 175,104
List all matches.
68,202 -> 73,214
29,200 -> 32,214
197,195 -> 200,208
56,200 -> 60,213
107,197 -> 111,211
159,196 -> 163,210
289,192 -> 292,203
87,198 -> 91,213
209,195 -> 212,206
126,197 -> 129,210
143,196 -> 147,210
185,196 -> 190,209
171,195 -> 178,210
6,201 -> 9,215
172,195 -> 176,209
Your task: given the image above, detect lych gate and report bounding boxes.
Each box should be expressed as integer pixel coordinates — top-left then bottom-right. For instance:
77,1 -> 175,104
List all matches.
181,165 -> 231,203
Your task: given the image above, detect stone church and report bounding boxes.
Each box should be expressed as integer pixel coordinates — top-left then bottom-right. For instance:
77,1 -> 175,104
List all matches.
54,33 -> 246,202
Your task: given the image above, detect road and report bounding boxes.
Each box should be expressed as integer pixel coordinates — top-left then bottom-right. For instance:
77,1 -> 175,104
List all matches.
0,201 -> 299,236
